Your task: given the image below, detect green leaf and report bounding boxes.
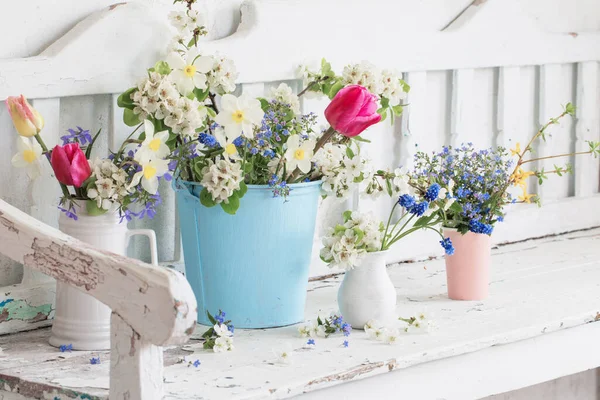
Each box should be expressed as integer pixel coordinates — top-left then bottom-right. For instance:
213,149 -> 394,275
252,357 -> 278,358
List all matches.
206,107 -> 216,118
123,108 -> 141,127
564,102 -> 576,116
85,129 -> 103,159
220,193 -> 240,215
352,136 -> 371,143
345,146 -> 355,159
449,201 -> 463,214
235,182 -> 248,199
400,79 -> 411,93
206,310 -> 217,325
353,227 -> 364,243
378,108 -> 388,122
391,105 -> 404,116
320,58 -> 333,77
85,200 -> 108,216
200,188 -> 217,208
380,97 -> 390,109
194,87 -> 210,102
117,87 -> 137,109
385,178 -> 393,196
328,81 -> 344,99
342,210 -> 353,222
334,224 -> 347,235
259,98 -> 270,111
154,60 -> 172,75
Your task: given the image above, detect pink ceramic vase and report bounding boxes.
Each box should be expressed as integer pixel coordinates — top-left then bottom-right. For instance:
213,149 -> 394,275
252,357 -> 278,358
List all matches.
443,228 -> 491,300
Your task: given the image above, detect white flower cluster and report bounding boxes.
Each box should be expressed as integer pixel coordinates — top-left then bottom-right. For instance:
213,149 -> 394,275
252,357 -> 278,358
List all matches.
342,61 -> 407,106
131,72 -> 207,137
364,167 -> 413,199
208,55 -> 238,95
200,157 -> 243,203
364,320 -> 400,345
399,311 -> 434,333
313,143 -> 372,199
269,83 -> 301,115
168,9 -> 207,43
212,323 -> 234,353
320,211 -> 383,271
297,321 -> 326,338
87,158 -> 132,211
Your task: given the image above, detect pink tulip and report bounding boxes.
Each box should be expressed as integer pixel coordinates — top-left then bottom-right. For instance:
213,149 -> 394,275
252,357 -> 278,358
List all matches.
324,85 -> 382,137
5,95 -> 44,137
50,144 -> 91,188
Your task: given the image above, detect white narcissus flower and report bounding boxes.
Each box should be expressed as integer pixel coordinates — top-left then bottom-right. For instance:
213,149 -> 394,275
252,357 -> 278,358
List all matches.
285,135 -> 315,174
11,137 -> 43,179
167,49 -> 213,95
214,94 -> 264,139
129,157 -> 169,195
213,127 -> 240,161
137,120 -> 170,161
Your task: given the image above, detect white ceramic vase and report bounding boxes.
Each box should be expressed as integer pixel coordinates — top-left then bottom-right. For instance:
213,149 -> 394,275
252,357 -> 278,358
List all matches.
337,251 -> 397,329
51,206 -> 157,350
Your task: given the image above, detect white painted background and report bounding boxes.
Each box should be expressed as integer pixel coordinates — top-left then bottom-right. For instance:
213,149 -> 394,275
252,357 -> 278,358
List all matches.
0,1 -> 599,396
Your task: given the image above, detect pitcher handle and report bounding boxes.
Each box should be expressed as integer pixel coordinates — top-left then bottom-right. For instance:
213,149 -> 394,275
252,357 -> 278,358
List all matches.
126,229 -> 158,266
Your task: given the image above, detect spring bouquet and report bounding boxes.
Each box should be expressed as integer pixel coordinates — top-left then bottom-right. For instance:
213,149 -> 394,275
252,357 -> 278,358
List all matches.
411,104 -> 599,300
415,104 -> 599,236
6,96 -> 163,221
112,0 -> 410,328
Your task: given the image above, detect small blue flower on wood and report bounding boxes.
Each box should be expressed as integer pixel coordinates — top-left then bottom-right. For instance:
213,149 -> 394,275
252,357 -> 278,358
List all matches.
59,344 -> 73,352
193,360 -> 201,368
342,340 -> 349,348
90,356 -> 101,365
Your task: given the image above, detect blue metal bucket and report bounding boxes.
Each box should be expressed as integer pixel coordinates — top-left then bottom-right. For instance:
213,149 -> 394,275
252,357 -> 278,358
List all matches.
173,179 -> 321,328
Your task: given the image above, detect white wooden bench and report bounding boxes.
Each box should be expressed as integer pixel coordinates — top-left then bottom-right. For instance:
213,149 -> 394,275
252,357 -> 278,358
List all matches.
0,0 -> 599,398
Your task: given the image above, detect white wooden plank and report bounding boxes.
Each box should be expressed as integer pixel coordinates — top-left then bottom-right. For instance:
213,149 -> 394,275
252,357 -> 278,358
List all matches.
110,313 -> 163,400
0,199 -> 197,347
574,61 -> 600,197
450,68 -> 475,147
537,64 -> 576,200
0,3 -> 172,99
197,1 -> 600,84
401,71 -> 427,169
0,229 -> 599,399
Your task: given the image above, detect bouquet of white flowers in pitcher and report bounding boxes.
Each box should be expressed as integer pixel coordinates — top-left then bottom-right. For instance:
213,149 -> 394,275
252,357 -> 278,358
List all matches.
116,0 -> 410,214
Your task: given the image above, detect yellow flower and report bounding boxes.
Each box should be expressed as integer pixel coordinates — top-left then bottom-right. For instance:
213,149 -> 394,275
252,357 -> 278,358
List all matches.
518,188 -> 535,203
510,142 -> 521,157
5,95 -> 44,137
511,167 -> 535,188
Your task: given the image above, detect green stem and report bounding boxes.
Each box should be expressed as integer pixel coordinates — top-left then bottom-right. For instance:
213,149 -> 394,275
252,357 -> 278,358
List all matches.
386,214 -> 415,247
34,133 -> 49,154
521,150 -> 591,164
381,202 -> 400,250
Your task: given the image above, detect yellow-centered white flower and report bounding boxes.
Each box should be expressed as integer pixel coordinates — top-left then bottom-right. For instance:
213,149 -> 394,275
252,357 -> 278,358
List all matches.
11,137 -> 43,179
213,126 -> 240,161
136,120 -> 170,161
285,135 -> 315,174
214,94 -> 264,139
129,157 -> 169,195
167,49 -> 213,95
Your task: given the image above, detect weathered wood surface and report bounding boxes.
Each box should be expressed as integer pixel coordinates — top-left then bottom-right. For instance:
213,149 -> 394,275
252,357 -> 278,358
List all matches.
0,198 -> 197,399
0,199 -> 197,347
0,229 -> 598,399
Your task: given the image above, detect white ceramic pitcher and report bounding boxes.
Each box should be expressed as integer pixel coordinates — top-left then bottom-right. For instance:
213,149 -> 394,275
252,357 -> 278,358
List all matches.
50,206 -> 157,350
